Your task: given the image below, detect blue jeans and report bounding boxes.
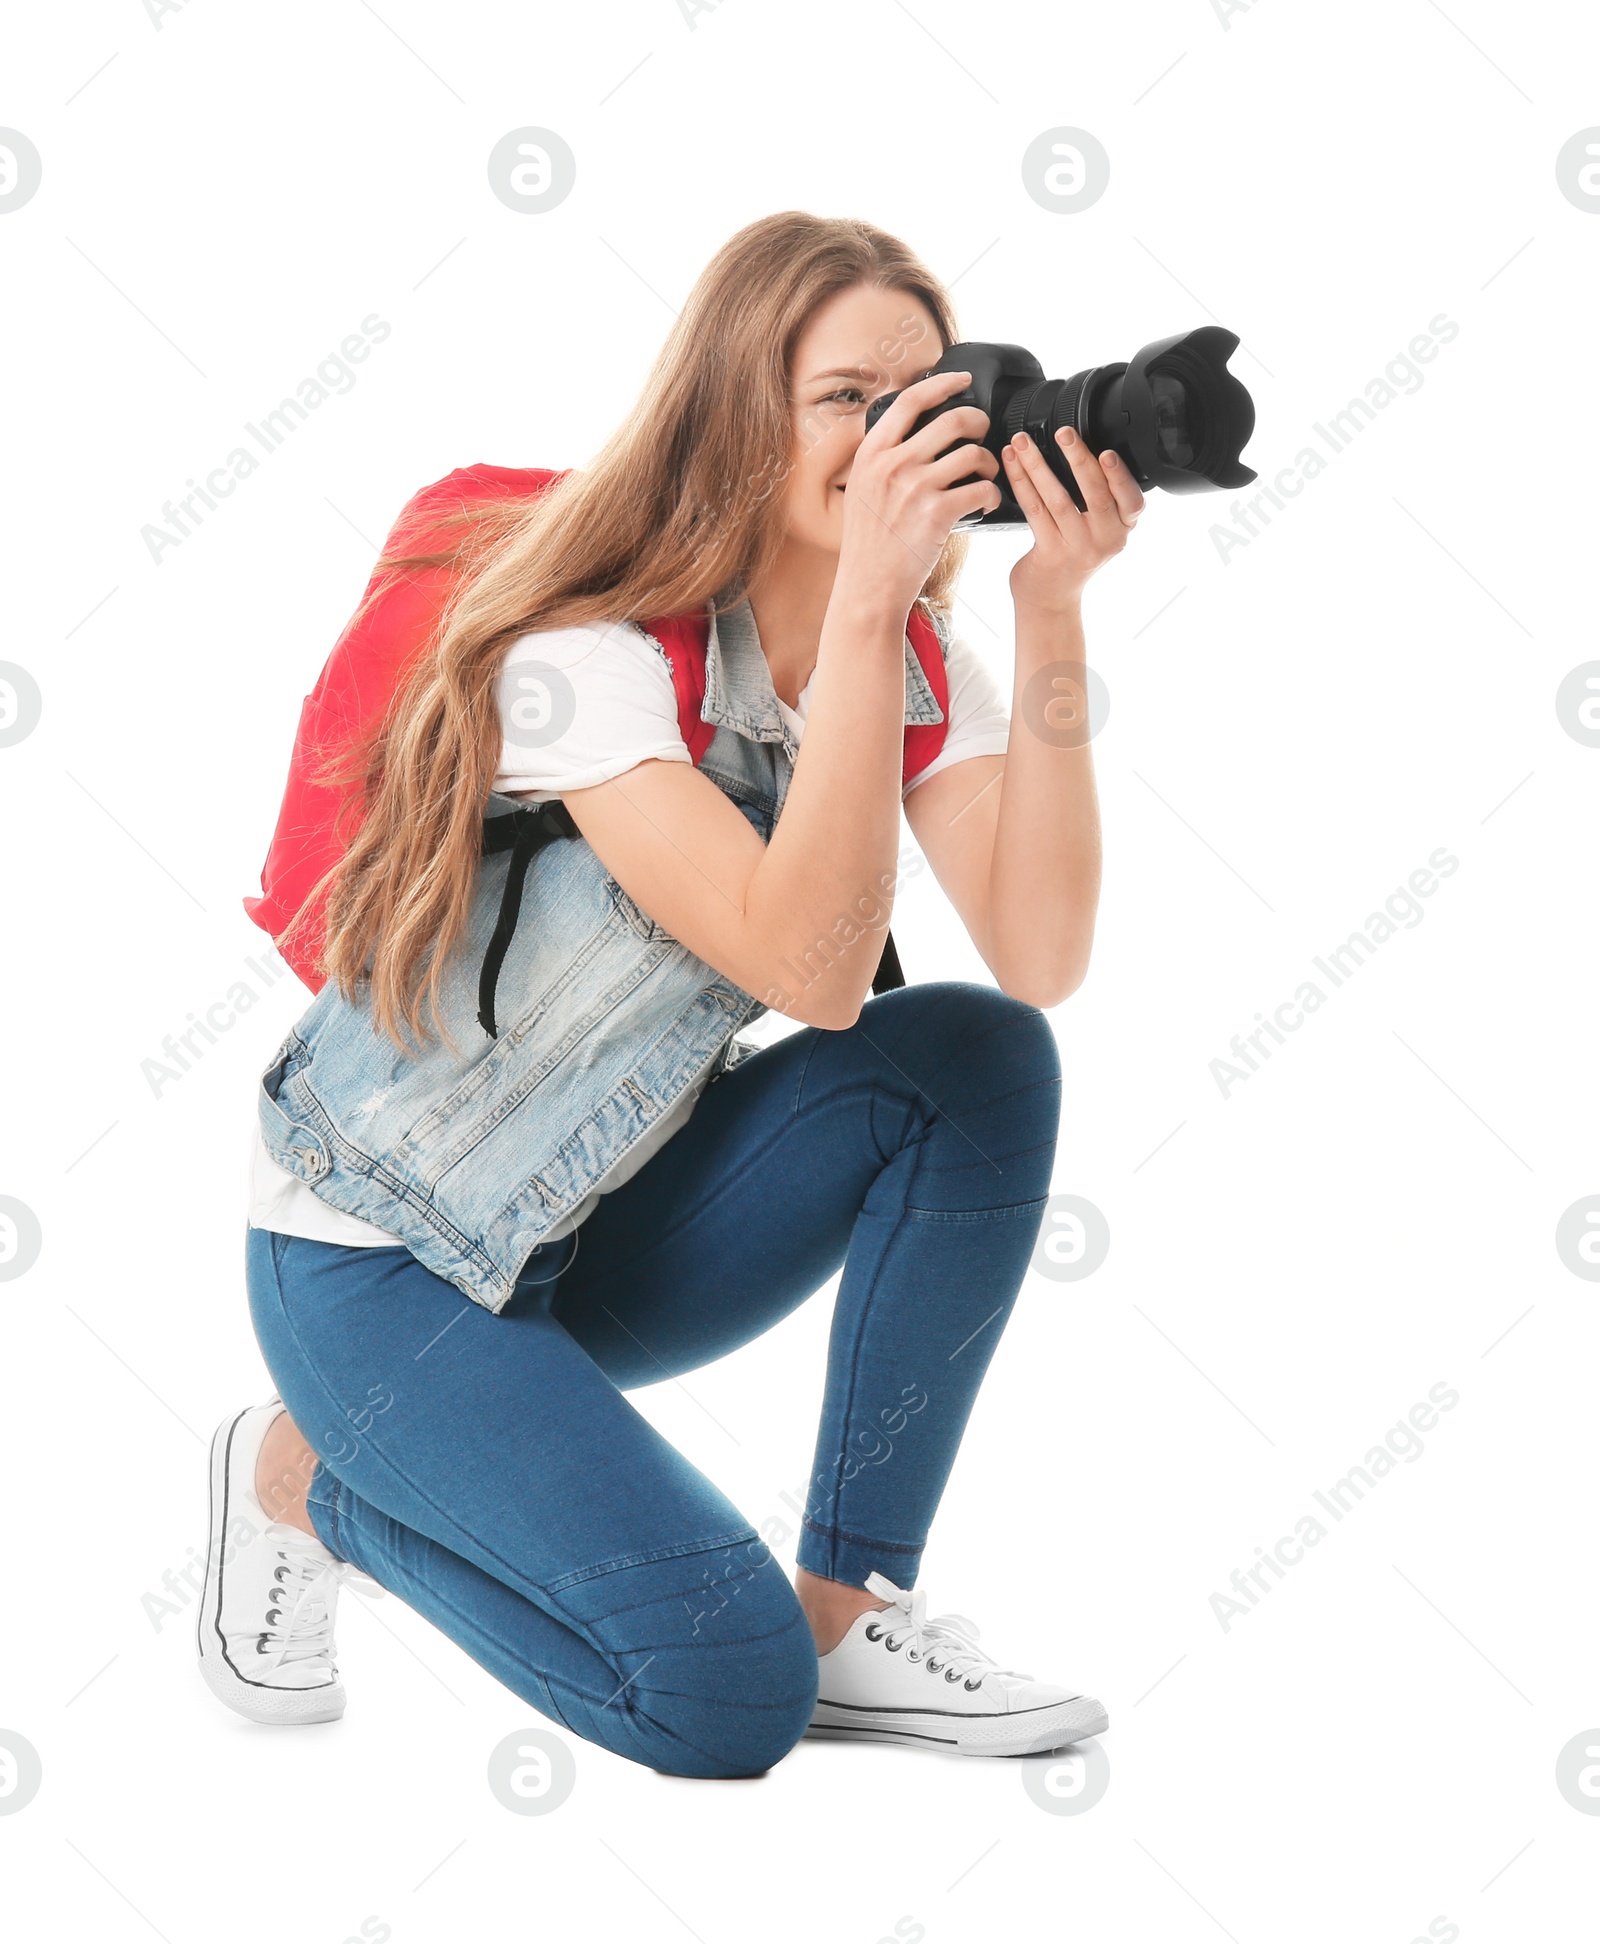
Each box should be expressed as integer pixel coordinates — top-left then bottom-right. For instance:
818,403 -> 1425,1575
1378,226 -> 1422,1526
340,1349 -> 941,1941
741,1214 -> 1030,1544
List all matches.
246,982 -> 1060,1777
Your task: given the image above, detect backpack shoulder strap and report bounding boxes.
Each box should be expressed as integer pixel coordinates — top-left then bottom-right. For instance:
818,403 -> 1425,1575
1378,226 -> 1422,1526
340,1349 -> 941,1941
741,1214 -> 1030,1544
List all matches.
901,603 -> 951,786
639,601 -> 954,780
639,608 -> 715,765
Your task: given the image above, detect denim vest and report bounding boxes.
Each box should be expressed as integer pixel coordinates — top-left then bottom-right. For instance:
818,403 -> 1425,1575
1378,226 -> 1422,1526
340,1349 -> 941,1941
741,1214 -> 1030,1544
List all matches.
258,596 -> 950,1313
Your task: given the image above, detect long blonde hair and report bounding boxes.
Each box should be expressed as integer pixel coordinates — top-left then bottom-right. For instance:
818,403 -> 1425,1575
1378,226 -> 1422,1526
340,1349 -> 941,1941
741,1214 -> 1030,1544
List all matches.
307,211 -> 968,1051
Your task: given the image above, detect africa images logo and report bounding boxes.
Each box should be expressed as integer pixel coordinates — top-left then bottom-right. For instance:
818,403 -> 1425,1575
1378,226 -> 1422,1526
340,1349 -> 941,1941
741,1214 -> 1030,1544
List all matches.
140,315 -> 391,565
1210,848 -> 1459,1098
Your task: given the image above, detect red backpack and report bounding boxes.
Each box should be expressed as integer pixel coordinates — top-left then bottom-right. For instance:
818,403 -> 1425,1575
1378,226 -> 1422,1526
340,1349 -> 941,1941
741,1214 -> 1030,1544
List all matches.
244,464 -> 949,1026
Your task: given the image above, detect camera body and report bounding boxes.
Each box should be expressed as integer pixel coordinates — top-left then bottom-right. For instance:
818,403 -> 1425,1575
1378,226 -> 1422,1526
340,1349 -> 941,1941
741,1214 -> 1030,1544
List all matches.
864,327 -> 1257,527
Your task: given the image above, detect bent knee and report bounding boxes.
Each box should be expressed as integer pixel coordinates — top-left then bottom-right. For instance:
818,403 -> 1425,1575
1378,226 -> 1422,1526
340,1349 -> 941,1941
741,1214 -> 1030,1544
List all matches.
638,1605 -> 819,1778
625,1544 -> 817,1777
896,981 -> 1061,1090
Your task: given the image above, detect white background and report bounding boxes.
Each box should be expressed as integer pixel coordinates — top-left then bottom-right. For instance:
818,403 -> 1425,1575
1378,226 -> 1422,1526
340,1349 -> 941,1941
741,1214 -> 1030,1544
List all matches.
2,1 -> 1596,1939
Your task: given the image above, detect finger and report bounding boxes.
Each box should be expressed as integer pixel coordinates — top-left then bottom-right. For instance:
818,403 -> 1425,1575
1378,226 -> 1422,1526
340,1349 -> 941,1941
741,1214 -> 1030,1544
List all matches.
1003,433 -> 1073,540
1052,426 -> 1119,520
928,440 -> 999,490
901,402 -> 992,465
948,472 -> 1003,523
1009,430 -> 1084,532
1002,440 -> 1071,543
867,369 -> 973,448
936,478 -> 1002,537
1099,449 -> 1146,527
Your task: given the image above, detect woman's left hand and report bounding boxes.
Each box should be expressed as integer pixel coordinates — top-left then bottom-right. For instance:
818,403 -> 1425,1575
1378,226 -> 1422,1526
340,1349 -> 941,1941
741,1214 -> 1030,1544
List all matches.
1002,426 -> 1146,614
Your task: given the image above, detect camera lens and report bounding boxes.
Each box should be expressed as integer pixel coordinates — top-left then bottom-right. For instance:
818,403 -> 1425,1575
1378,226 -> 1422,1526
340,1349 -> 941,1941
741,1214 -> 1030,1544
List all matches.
862,328 -> 1256,527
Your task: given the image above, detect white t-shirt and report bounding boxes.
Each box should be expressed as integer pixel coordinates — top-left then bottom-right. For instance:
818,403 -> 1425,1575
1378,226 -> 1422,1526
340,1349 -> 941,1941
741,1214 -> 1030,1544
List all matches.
248,612 -> 1011,1248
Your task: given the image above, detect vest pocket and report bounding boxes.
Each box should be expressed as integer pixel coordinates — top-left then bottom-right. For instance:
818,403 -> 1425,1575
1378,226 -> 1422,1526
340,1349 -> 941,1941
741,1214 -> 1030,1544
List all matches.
608,877 -> 674,943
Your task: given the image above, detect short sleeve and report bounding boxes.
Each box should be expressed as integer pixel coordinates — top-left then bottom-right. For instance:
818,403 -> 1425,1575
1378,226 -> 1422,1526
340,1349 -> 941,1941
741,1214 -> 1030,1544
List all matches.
902,632 -> 1011,796
492,621 -> 692,798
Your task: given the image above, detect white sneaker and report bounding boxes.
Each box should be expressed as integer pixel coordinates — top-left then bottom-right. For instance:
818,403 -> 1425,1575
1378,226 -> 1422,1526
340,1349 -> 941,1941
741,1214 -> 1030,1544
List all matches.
197,1400 -> 376,1726
807,1571 -> 1109,1758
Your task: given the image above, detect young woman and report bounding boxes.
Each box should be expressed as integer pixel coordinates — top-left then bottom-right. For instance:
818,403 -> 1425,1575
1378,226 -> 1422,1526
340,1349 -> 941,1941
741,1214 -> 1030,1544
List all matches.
200,212 -> 1143,1775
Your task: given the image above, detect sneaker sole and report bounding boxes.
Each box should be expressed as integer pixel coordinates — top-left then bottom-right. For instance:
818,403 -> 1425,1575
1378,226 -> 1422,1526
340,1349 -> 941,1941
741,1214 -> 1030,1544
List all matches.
805,1693 -> 1109,1758
196,1409 -> 346,1727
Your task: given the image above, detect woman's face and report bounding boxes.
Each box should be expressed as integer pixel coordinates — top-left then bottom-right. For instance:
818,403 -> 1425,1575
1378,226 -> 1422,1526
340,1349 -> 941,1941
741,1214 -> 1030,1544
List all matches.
777,284 -> 945,556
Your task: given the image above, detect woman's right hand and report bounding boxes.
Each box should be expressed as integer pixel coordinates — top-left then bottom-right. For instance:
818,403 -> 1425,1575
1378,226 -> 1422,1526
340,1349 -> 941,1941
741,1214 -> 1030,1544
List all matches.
833,369 -> 1001,614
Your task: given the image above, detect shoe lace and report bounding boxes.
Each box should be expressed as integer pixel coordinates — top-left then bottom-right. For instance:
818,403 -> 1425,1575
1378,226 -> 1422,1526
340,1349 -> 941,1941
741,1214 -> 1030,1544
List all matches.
255,1524 -> 382,1672
862,1571 -> 1034,1690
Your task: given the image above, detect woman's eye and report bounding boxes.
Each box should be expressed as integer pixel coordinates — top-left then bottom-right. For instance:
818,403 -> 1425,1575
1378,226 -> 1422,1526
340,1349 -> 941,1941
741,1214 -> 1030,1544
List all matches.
820,387 -> 867,407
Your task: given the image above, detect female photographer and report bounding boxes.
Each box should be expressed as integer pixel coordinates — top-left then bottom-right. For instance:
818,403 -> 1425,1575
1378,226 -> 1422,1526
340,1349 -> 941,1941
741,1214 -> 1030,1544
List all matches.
200,211 -> 1143,1775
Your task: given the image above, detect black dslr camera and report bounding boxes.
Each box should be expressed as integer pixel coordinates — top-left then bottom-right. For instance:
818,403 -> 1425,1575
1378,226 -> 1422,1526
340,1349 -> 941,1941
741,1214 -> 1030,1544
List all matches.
864,326 -> 1257,526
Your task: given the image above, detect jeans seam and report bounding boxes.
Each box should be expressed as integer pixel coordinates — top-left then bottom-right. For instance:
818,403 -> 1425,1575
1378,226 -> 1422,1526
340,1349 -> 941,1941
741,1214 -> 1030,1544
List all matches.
336,1557 -> 660,1721
328,1530 -> 808,1773
800,1514 -> 923,1555
595,1611 -> 815,1662
258,1234 -> 348,1561
823,1121 -> 934,1565
542,1526 -> 762,1594
913,1126 -> 1059,1179
559,1552 -> 782,1626
793,1021 -> 826,1118
901,1199 -> 1048,1223
309,1476 -> 345,1559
